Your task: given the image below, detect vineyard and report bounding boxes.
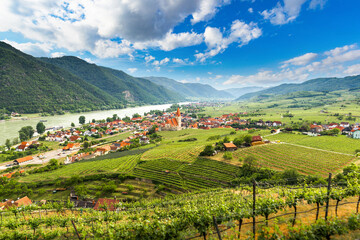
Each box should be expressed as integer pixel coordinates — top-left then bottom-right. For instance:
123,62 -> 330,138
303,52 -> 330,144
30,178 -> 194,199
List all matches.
133,158 -> 240,191
20,154 -> 141,182
141,144 -> 204,162
232,144 -> 354,176
2,177 -> 360,239
266,132 -> 360,154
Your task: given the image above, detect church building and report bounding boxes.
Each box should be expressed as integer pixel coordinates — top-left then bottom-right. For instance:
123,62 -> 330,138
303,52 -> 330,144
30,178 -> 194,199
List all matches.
161,108 -> 182,131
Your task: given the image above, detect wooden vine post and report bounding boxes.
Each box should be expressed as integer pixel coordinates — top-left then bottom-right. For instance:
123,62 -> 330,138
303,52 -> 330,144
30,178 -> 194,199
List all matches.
252,180 -> 256,238
212,216 -> 222,240
325,173 -> 332,221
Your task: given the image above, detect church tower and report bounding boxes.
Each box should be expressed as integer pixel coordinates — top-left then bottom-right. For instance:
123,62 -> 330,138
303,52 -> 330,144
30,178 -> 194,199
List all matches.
176,107 -> 182,130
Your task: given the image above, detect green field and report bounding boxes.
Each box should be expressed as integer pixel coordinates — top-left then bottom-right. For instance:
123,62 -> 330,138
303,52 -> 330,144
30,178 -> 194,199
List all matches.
230,143 -> 354,176
266,133 -> 360,154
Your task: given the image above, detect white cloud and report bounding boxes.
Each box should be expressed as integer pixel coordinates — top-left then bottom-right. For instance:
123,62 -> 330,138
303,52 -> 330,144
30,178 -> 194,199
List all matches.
196,77 -> 201,81
248,8 -> 254,13
173,58 -> 186,64
195,20 -> 262,62
145,55 -> 155,63
261,0 -> 326,25
180,79 -> 190,83
309,0 -> 327,9
224,69 -> 309,85
127,68 -> 138,74
0,0 -> 227,58
344,64 -> 360,76
191,0 -> 231,24
2,39 -> 53,56
158,32 -> 203,51
324,44 -> 357,57
51,52 -> 66,58
92,39 -> 133,59
282,52 -> 318,67
224,43 -> 360,86
160,57 -> 170,65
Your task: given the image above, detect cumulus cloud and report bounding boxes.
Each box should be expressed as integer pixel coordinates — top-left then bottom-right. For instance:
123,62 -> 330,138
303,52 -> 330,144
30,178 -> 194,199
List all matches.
224,43 -> 360,86
173,58 -> 186,64
261,0 -> 327,25
344,64 -> 360,76
195,20 -> 262,62
224,69 -> 309,85
0,0 -> 230,58
51,52 -> 66,58
2,39 -> 53,56
127,68 -> 138,74
281,52 -> 318,67
309,0 -> 327,9
191,0 -> 231,24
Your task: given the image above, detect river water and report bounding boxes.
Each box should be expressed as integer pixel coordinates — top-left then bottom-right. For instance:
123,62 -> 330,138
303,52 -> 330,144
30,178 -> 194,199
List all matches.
0,103 -> 187,145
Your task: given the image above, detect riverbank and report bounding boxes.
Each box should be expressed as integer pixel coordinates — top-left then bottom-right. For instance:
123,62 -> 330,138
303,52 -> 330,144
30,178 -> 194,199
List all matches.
0,102 -> 190,145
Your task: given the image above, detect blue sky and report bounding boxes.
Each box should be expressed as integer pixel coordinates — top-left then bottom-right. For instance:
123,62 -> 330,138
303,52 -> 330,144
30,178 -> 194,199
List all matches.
0,0 -> 359,89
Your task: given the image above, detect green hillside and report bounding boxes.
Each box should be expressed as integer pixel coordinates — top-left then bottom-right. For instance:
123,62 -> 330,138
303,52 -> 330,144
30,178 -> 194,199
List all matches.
41,57 -> 184,104
237,75 -> 360,100
144,76 -> 234,99
0,42 -> 123,113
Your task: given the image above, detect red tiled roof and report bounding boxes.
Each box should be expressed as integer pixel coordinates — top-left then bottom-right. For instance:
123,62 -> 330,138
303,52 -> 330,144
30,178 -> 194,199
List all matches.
224,143 -> 237,148
15,156 -> 33,163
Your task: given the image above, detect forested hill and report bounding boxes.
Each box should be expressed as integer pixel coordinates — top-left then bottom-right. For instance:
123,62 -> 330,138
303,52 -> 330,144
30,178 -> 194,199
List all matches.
237,75 -> 360,100
40,57 -> 183,104
0,41 -> 123,113
144,76 -> 234,99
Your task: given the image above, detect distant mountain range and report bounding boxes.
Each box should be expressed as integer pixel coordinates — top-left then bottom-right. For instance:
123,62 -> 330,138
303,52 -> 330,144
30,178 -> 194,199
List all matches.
144,77 -> 234,99
223,86 -> 265,98
0,41 -> 182,113
237,75 -> 360,100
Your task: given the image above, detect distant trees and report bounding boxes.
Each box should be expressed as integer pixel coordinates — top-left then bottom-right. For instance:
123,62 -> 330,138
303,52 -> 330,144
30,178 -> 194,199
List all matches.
18,126 -> 35,141
132,113 -> 141,118
79,116 -> 86,125
5,139 -> 11,150
71,122 -> 75,127
36,122 -> 46,134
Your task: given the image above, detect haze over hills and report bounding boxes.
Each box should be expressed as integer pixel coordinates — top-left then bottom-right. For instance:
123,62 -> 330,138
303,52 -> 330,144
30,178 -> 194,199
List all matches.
0,41 -> 183,113
237,75 -> 360,100
40,57 -> 183,105
144,76 -> 234,99
223,86 -> 265,98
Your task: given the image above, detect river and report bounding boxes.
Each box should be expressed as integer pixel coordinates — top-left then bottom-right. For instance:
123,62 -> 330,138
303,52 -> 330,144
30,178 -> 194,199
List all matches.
0,103 -> 188,145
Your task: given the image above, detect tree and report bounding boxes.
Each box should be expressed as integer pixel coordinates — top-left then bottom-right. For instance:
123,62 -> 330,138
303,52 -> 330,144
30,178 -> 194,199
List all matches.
243,135 -> 252,145
233,137 -> 244,147
79,116 -> 86,125
49,159 -> 58,167
83,141 -> 90,149
71,122 -> 75,127
243,156 -> 257,168
36,122 -> 46,134
18,126 -> 34,141
5,139 -> 11,150
199,145 -> 215,156
112,114 -> 118,121
132,113 -> 141,118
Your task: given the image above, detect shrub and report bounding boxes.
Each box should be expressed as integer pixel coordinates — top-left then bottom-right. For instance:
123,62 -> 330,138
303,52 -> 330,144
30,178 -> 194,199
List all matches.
223,152 -> 233,160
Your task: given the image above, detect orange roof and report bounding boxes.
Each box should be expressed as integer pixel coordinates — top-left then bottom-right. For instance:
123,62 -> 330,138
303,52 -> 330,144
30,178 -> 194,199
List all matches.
176,108 -> 181,117
15,196 -> 32,207
15,155 -> 33,163
223,143 -> 237,148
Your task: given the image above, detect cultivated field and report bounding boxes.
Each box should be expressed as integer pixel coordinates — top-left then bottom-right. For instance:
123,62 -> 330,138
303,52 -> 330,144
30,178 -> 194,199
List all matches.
229,143 -> 355,176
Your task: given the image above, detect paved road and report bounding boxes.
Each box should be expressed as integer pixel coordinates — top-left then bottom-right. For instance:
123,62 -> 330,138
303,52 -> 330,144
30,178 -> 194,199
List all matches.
0,148 -> 79,170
